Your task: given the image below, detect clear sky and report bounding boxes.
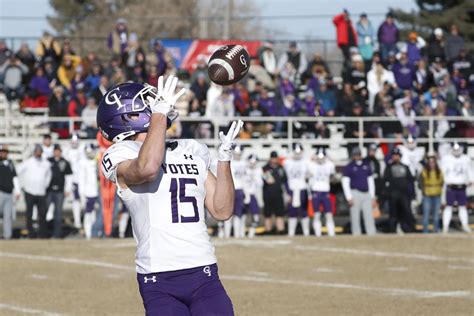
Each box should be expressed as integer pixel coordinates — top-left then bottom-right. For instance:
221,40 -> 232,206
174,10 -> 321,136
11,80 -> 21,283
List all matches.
0,0 -> 418,43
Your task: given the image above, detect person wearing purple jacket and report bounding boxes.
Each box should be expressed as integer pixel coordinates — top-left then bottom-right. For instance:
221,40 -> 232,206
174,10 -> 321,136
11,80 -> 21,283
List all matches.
378,13 -> 399,63
342,147 -> 376,235
279,77 -> 296,97
29,67 -> 51,96
258,89 -> 280,116
392,52 -> 415,90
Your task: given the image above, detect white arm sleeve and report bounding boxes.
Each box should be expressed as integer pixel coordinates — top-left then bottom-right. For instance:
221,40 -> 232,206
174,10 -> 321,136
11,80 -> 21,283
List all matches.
341,176 -> 353,200
13,177 -> 21,195
368,176 -> 375,199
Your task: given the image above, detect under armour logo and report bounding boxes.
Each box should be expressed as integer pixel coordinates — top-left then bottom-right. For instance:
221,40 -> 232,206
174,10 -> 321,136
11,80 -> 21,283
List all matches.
184,154 -> 193,160
203,266 -> 211,277
144,276 -> 157,283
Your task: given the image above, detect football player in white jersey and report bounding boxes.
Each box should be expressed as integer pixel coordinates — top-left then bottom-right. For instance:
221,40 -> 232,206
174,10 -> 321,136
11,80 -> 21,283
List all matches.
78,144 -> 99,239
97,75 -> 240,315
229,145 -> 247,238
243,154 -> 264,238
63,133 -> 84,229
283,144 -> 310,236
307,148 -> 336,236
440,143 -> 473,233
399,135 -> 424,178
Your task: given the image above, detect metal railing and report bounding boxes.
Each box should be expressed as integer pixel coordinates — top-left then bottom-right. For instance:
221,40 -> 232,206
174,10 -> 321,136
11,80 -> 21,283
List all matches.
1,115 -> 473,155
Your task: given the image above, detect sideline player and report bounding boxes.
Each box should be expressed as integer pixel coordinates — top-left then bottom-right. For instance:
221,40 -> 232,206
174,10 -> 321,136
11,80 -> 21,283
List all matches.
97,75 -> 239,315
440,143 -> 473,233
229,145 -> 247,238
78,144 -> 99,239
64,133 -> 84,229
243,154 -> 264,238
307,148 -> 336,236
283,144 -> 310,236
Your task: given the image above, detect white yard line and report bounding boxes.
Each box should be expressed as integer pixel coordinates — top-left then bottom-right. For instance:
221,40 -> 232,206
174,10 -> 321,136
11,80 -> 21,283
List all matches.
0,303 -> 65,316
213,239 -> 293,247
295,245 -> 474,264
2,251 -> 471,300
221,275 -> 471,299
0,252 -> 132,271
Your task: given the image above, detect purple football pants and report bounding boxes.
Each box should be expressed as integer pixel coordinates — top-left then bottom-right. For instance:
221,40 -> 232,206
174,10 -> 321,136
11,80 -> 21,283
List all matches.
234,189 -> 245,217
312,191 -> 331,213
287,189 -> 308,218
137,264 -> 234,316
446,187 -> 467,206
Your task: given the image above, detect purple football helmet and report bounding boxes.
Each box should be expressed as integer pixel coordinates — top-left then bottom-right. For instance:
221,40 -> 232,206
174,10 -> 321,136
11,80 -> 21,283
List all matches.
97,82 -> 157,142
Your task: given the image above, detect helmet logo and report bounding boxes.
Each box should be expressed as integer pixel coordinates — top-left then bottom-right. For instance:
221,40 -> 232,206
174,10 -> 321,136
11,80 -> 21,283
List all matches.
105,87 -> 126,110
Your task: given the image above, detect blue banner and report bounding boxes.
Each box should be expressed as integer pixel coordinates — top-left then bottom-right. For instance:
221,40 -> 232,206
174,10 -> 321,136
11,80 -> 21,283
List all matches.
160,39 -> 194,68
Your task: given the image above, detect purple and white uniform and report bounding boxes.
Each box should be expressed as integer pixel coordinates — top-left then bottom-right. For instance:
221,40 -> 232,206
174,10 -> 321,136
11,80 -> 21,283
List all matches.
441,154 -> 473,206
102,139 -> 233,315
307,159 -> 335,213
283,158 -> 308,217
231,159 -> 247,217
243,164 -> 263,215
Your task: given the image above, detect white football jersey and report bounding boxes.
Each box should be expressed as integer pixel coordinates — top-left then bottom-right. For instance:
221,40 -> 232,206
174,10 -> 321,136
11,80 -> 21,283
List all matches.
283,158 -> 308,191
101,139 -> 216,274
64,144 -> 84,183
231,159 -> 247,190
78,157 -> 99,198
307,160 -> 336,192
441,154 -> 473,185
243,166 -> 263,195
399,145 -> 424,177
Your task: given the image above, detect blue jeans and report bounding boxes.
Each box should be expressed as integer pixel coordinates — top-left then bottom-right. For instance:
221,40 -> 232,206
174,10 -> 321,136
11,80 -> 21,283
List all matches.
422,196 -> 441,233
381,43 -> 398,62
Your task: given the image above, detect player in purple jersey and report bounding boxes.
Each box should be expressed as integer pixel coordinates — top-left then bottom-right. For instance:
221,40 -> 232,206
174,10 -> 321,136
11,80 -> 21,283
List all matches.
97,75 -> 242,315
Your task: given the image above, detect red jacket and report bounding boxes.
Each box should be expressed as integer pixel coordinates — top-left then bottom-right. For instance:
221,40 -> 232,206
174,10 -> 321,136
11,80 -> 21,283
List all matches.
333,13 -> 358,47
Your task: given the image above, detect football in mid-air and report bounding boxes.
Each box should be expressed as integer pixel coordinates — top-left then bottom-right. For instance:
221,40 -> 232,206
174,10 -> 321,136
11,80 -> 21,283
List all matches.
208,44 -> 250,85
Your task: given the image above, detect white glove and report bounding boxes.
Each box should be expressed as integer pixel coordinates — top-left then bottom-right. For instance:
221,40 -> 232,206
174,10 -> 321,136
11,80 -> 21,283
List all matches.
218,120 -> 243,161
147,75 -> 186,116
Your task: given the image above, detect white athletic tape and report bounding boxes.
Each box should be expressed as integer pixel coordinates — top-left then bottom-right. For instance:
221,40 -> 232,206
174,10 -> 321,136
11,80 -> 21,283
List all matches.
0,303 -> 64,316
221,275 -> 471,299
208,58 -> 235,80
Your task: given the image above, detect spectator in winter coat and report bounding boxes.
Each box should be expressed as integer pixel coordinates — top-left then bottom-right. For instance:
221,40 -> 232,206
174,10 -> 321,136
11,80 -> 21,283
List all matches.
333,9 -> 358,63
445,24 -> 465,62
258,42 -> 278,79
367,62 -> 396,113
315,79 -> 337,115
15,42 -> 36,82
108,18 -> 128,55
35,31 -> 61,65
392,52 -> 416,90
68,84 -> 87,123
405,32 -> 425,65
0,56 -> 28,101
378,13 -> 399,63
57,54 -> 82,90
277,42 -> 307,78
29,66 -> 51,97
427,28 -> 446,63
356,13 -> 375,65
0,40 -> 12,67
451,49 -> 472,80
81,97 -> 99,139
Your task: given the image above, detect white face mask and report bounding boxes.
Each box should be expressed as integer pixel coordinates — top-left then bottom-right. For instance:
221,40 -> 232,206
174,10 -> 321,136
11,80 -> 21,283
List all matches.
355,160 -> 363,166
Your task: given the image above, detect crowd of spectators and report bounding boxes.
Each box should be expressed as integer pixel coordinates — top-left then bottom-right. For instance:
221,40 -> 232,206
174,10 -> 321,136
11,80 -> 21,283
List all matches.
0,14 -> 472,147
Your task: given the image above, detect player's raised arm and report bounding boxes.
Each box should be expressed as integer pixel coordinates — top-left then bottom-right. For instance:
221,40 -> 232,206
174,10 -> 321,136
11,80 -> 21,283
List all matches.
205,120 -> 244,220
117,76 -> 185,186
